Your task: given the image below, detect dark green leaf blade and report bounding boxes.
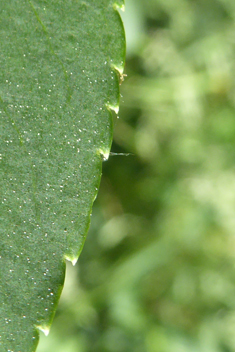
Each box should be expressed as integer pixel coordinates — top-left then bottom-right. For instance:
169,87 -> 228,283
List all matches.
0,0 -> 125,351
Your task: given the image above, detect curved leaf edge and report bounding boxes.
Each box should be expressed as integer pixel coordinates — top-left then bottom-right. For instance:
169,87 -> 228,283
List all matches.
33,0 -> 126,343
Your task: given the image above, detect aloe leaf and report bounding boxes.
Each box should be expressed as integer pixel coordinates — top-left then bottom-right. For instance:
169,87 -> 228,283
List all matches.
0,0 -> 125,351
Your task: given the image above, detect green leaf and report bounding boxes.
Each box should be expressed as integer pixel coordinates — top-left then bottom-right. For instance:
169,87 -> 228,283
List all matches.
0,0 -> 125,351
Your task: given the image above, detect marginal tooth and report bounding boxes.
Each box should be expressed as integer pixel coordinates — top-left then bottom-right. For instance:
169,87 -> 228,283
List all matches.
106,102 -> 119,114
98,148 -> 110,161
111,63 -> 124,75
113,2 -> 125,12
36,325 -> 50,336
64,255 -> 78,266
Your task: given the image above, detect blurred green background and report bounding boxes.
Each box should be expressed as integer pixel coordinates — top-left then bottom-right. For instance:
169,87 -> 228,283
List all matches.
38,0 -> 235,351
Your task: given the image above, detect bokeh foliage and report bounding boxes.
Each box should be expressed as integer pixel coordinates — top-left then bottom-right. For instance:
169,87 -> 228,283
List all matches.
38,0 -> 235,351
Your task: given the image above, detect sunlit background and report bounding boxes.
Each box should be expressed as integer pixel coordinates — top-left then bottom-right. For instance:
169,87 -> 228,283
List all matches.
38,0 -> 235,351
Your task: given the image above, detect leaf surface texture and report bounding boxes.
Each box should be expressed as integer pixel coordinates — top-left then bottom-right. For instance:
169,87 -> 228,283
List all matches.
0,0 -> 125,350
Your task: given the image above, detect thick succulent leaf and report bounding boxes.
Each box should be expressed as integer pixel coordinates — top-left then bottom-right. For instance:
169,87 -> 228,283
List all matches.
0,0 -> 125,351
